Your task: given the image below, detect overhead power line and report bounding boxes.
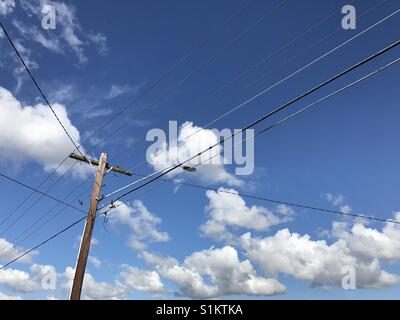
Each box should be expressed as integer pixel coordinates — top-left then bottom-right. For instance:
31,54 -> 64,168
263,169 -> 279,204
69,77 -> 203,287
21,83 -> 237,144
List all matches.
0,0 -> 369,255
0,20 -> 88,232
93,1 -> 389,208
0,1 -> 396,272
0,0 -> 262,237
101,56 -> 400,226
0,215 -> 86,270
0,172 -> 86,214
106,38 -> 400,204
0,204 -> 73,260
0,180 -> 88,259
164,6 -> 400,151
0,158 -> 72,229
0,21 -> 83,156
0,167 -> 89,237
112,0 -> 373,168
3,56 -> 400,271
121,0 -> 391,172
83,0 -> 258,142
55,0 -> 265,172
5,107 -> 400,271
2,0 -> 382,241
83,0 -> 289,154
129,173 -> 400,225
100,54 -> 399,210
8,6 -> 396,268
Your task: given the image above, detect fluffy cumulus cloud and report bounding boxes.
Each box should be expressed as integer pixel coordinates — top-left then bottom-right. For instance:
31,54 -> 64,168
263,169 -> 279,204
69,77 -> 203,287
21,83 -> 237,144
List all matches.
200,188 -> 293,242
0,86 -> 89,177
108,200 -> 169,250
331,213 -> 400,261
0,263 -> 54,293
142,252 -> 219,299
0,0 -> 15,15
141,246 -> 286,298
240,215 -> 400,289
0,238 -> 37,264
62,265 -> 165,300
0,260 -> 167,299
17,0 -> 108,64
119,265 -> 165,295
147,121 -> 242,186
63,267 -> 126,300
0,267 -> 39,293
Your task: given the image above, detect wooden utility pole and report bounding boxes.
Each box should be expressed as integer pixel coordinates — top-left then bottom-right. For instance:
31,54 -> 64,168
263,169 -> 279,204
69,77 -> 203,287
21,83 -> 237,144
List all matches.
69,152 -> 131,300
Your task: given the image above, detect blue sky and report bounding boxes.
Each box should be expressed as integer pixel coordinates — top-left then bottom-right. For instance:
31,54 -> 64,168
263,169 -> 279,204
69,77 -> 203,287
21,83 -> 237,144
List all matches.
0,0 -> 400,300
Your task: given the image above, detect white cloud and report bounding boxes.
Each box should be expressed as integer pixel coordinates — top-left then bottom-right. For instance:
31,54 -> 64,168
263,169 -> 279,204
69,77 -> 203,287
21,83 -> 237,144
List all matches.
105,82 -> 144,99
140,251 -> 178,268
62,265 -> 165,299
87,32 -> 108,55
0,262 -> 165,299
13,75 -> 25,94
340,205 -> 352,214
82,108 -> 113,119
63,267 -> 126,300
21,0 -> 84,63
0,238 -> 37,264
147,122 -> 242,186
48,84 -> 75,104
142,246 -> 286,298
0,0 -> 15,15
200,188 -> 292,241
0,86 -> 89,177
331,213 -> 400,261
20,0 -> 108,64
0,291 -> 21,300
106,84 -> 132,99
91,237 -> 99,246
109,200 -> 169,250
0,267 -> 39,293
88,256 -> 101,269
240,216 -> 400,289
275,204 -> 295,216
0,263 -> 54,293
325,193 -> 352,214
56,3 -> 85,63
118,265 -> 165,295
12,19 -> 62,53
75,235 -> 99,248
157,264 -> 219,299
12,39 -> 39,72
141,250 -> 219,298
185,246 -> 286,296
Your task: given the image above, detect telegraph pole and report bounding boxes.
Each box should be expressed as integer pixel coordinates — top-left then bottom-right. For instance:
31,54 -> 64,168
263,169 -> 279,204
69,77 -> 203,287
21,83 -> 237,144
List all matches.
69,152 -> 131,300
